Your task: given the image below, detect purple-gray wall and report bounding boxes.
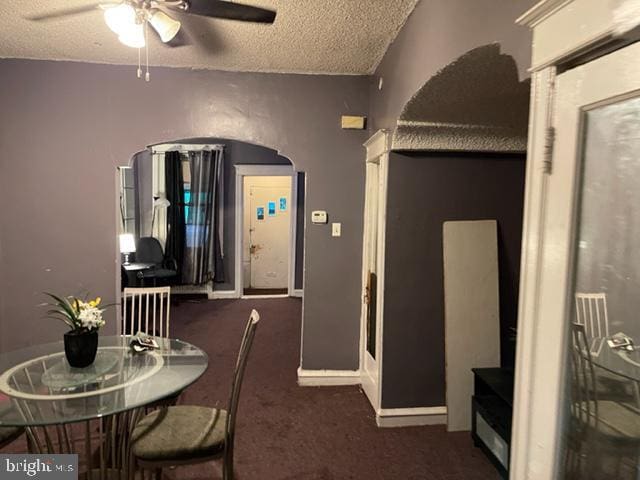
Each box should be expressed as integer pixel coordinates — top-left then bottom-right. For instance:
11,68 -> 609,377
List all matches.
366,0 -> 534,408
369,0 -> 535,131
382,152 -> 526,408
0,59 -> 368,372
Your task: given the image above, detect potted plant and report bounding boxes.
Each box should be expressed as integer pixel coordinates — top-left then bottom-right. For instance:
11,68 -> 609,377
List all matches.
44,293 -> 108,368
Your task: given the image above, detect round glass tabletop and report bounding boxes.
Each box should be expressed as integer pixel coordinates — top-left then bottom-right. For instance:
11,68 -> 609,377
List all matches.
590,338 -> 640,382
0,335 -> 208,427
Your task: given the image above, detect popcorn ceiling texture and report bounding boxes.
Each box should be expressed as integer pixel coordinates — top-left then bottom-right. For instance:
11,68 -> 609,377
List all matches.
0,0 -> 418,74
392,44 -> 531,152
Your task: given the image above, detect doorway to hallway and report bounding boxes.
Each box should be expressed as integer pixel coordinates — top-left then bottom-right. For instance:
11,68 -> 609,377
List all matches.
243,175 -> 291,295
235,165 -> 298,298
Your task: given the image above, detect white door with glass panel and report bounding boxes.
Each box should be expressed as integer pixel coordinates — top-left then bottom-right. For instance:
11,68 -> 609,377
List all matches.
248,182 -> 291,289
360,130 -> 388,411
518,42 -> 640,479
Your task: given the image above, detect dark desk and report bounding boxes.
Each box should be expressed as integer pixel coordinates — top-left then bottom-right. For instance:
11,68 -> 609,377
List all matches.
122,263 -> 154,287
472,368 -> 514,479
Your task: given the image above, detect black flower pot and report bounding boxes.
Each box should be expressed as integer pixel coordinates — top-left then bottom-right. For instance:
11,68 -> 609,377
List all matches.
64,330 -> 99,368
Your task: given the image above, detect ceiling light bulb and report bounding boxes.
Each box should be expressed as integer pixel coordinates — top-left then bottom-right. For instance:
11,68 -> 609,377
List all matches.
104,3 -> 137,36
149,9 -> 181,43
118,22 -> 145,48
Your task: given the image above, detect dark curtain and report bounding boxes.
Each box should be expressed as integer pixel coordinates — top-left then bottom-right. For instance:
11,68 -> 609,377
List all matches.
164,151 -> 186,282
182,149 -> 224,285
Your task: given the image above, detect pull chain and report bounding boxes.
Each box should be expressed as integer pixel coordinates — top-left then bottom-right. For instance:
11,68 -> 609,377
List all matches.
145,22 -> 150,82
137,46 -> 142,79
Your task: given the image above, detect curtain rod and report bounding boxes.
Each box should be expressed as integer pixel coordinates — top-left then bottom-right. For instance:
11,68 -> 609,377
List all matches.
150,145 -> 225,154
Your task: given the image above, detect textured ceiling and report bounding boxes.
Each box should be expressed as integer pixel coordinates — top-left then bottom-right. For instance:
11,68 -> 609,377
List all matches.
0,0 -> 418,74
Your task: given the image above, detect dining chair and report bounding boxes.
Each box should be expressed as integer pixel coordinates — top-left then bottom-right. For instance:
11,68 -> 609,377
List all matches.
574,292 -> 636,401
122,287 -> 171,338
567,322 -> 639,479
130,309 -> 260,480
575,293 -> 610,347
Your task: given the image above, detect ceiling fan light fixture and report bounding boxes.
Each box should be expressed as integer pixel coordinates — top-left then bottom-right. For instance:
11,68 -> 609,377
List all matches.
104,3 -> 137,36
149,9 -> 181,43
118,22 -> 146,48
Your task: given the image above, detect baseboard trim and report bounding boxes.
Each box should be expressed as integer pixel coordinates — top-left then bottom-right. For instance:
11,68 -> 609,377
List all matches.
240,294 -> 289,299
292,289 -> 303,298
297,368 -> 361,387
376,407 -> 447,428
208,290 -> 240,300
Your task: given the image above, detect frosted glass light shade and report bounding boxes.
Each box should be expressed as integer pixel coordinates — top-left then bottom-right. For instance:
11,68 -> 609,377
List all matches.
149,9 -> 181,43
104,3 -> 137,35
119,233 -> 136,254
153,197 -> 171,208
118,22 -> 146,48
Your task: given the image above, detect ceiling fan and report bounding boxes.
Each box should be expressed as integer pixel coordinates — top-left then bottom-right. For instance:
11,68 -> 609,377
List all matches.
30,1 -> 277,80
32,1 -> 276,46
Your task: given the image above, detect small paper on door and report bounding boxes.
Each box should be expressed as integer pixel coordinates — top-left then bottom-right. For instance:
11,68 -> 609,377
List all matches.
279,197 -> 287,211
268,201 -> 276,216
257,207 -> 264,220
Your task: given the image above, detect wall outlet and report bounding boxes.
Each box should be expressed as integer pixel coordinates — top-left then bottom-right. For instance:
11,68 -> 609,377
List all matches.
332,223 -> 341,237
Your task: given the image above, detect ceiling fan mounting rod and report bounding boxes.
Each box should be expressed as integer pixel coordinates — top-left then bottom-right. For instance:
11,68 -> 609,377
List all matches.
152,0 -> 188,10
127,0 -> 187,12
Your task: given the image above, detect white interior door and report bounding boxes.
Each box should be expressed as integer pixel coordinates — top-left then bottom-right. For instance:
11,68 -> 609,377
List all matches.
514,42 -> 640,479
248,181 -> 291,289
360,157 -> 382,406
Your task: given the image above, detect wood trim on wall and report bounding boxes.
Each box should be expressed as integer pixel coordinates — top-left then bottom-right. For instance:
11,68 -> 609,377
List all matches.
376,407 -> 447,428
296,368 -> 361,386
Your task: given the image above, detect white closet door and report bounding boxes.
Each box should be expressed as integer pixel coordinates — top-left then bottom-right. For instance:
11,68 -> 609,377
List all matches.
513,41 -> 640,479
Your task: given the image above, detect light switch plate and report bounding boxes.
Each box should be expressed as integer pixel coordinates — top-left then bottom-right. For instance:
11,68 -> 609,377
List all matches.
332,223 -> 341,237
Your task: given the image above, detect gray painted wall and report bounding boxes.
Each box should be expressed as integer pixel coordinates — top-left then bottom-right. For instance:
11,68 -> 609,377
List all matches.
382,152 -> 525,409
0,59 -> 368,370
369,0 -> 535,131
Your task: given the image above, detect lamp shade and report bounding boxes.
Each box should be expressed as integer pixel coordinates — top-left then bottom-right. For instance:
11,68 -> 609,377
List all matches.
149,9 -> 181,43
104,3 -> 137,36
153,197 -> 171,208
119,233 -> 136,254
118,22 -> 146,48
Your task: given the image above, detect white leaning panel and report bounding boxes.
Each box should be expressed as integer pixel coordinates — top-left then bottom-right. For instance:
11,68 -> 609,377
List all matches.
443,220 -> 501,432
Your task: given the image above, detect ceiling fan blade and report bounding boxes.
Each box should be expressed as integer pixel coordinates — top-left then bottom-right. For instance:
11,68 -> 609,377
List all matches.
183,0 -> 276,24
27,3 -> 109,21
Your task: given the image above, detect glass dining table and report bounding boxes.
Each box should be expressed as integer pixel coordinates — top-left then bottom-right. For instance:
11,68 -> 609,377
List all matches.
590,338 -> 640,382
0,335 -> 208,479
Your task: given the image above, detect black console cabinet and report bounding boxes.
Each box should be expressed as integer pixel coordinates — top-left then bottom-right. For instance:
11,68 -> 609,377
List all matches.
471,368 -> 514,478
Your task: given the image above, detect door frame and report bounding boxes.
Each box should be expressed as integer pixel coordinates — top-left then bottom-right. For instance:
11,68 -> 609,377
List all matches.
510,41 -> 640,479
359,129 -> 390,411
234,164 -> 298,298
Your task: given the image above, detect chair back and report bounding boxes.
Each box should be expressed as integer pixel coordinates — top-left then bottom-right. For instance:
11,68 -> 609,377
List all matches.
574,293 -> 609,346
569,322 -> 599,429
223,309 -> 260,480
122,287 -> 171,338
136,237 -> 165,265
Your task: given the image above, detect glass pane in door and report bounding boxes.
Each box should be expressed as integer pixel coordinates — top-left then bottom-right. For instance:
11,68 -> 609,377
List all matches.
365,163 -> 379,359
560,95 -> 640,479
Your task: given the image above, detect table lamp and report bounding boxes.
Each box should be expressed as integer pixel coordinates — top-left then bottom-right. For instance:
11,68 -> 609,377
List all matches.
119,233 -> 136,265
